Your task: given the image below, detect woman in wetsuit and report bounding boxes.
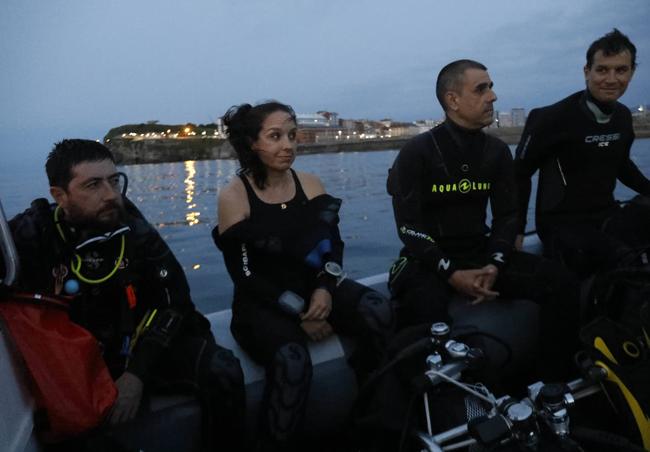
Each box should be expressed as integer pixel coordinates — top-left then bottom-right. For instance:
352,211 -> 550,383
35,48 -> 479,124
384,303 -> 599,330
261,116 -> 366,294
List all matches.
213,101 -> 393,451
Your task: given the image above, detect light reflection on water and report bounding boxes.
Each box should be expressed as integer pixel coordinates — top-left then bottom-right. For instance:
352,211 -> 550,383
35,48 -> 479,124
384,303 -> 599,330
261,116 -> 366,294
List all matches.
184,161 -> 200,226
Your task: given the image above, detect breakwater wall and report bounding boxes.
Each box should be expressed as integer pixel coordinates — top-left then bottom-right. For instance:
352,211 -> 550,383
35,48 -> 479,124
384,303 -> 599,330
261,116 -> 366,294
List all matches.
108,138 -> 234,164
486,127 -> 522,145
298,137 -> 411,155
107,125 -> 650,165
107,136 -> 412,165
486,125 -> 650,144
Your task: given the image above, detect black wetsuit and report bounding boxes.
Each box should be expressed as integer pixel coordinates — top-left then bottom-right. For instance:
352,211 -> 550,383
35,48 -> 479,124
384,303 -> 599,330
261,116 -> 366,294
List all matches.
213,170 -> 393,450
388,120 -> 519,280
387,119 -> 579,376
515,90 -> 650,274
7,198 -> 245,451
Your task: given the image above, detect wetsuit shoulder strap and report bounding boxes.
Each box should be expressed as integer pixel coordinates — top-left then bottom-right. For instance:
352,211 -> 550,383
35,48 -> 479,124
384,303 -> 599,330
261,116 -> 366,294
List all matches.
238,173 -> 263,209
289,168 -> 308,202
428,126 -> 451,177
238,172 -> 254,194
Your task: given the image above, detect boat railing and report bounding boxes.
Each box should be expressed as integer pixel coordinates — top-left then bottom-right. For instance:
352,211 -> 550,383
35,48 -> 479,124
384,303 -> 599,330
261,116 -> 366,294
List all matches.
0,200 -> 20,287
0,201 -> 39,452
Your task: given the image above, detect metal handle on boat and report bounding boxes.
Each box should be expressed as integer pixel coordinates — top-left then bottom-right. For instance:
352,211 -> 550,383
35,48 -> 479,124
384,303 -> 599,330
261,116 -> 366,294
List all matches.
0,200 -> 20,286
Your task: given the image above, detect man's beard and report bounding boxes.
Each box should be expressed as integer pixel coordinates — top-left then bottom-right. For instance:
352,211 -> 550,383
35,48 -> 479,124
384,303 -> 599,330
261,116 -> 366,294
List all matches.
65,201 -> 127,232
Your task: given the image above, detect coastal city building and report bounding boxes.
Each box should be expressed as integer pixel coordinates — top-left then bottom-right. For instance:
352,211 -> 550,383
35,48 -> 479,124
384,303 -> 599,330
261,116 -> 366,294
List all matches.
511,108 -> 526,127
495,111 -> 513,128
632,104 -> 648,118
493,108 -> 527,128
296,115 -> 421,143
414,119 -> 441,130
296,111 -> 339,128
379,119 -> 421,138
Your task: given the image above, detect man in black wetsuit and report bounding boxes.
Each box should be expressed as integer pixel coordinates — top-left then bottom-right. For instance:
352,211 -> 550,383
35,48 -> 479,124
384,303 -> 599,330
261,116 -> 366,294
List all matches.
387,59 -> 578,376
3,140 -> 245,451
514,29 -> 650,276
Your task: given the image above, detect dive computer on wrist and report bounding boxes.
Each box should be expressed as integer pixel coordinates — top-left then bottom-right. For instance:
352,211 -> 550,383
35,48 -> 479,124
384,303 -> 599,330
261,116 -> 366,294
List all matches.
323,261 -> 343,278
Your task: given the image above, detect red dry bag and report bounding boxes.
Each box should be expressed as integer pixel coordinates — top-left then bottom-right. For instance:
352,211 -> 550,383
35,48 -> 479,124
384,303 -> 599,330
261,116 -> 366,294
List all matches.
0,293 -> 117,442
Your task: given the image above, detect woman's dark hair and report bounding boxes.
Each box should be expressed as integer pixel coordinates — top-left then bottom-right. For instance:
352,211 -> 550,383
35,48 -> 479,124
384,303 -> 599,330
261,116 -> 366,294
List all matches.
222,101 -> 297,189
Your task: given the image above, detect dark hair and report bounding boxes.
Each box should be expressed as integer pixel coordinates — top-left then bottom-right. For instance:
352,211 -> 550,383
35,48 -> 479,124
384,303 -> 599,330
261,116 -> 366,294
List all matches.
435,59 -> 487,111
586,28 -> 637,70
46,139 -> 115,189
222,101 -> 297,189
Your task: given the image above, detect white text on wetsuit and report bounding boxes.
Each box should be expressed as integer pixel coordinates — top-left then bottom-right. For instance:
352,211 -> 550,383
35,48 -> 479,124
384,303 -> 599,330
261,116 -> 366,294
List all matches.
399,226 -> 435,244
240,243 -> 251,277
584,133 -> 621,147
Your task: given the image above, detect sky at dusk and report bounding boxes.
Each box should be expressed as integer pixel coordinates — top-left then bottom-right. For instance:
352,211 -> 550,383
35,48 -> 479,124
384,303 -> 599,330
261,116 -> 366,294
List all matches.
1,0 -> 649,167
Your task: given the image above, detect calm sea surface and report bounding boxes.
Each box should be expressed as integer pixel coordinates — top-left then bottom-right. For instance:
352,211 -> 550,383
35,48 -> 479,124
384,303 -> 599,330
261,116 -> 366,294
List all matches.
2,139 -> 650,313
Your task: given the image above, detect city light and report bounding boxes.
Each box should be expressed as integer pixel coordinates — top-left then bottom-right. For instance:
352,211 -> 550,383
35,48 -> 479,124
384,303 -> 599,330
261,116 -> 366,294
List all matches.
108,108 -> 535,151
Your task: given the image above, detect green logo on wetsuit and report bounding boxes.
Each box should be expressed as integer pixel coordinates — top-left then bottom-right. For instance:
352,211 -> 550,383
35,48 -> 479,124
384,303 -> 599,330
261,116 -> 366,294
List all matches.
431,179 -> 491,194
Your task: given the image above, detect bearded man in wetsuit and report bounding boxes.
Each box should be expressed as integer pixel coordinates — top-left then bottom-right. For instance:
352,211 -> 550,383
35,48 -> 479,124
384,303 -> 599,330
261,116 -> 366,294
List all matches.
387,59 -> 579,377
5,140 -> 245,451
514,29 -> 650,276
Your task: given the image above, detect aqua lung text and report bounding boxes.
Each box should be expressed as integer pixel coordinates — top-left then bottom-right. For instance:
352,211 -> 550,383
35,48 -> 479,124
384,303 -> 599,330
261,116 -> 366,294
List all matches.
431,179 -> 491,194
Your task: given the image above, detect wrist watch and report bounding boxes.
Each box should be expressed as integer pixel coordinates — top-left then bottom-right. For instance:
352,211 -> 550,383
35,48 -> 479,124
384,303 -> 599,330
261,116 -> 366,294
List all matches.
323,261 -> 343,278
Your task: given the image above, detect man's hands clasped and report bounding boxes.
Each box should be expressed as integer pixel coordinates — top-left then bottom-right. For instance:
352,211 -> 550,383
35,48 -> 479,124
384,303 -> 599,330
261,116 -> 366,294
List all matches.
448,264 -> 500,304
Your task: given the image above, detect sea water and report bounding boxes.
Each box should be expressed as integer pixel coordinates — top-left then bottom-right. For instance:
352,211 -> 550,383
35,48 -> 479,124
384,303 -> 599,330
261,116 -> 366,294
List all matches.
2,140 -> 649,313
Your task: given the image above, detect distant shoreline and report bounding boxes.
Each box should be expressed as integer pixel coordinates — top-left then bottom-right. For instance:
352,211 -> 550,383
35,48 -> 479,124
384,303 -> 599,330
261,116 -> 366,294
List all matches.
107,125 -> 650,165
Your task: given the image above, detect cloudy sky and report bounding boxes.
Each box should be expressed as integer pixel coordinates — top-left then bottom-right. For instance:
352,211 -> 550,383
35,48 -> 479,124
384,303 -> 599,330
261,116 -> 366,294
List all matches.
1,0 -> 649,166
